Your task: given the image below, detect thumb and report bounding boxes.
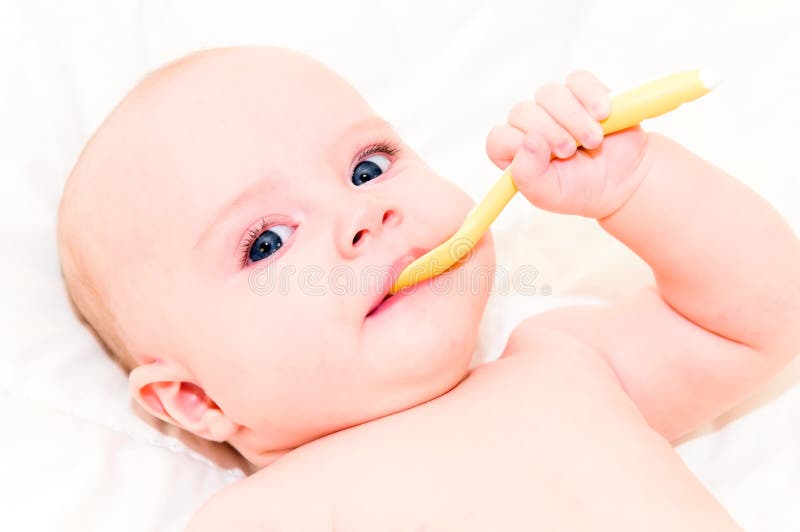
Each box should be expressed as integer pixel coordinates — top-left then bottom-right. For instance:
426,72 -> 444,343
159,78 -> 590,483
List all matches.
510,133 -> 562,210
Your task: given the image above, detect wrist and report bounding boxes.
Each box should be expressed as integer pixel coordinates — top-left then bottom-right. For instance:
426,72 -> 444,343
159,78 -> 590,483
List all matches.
597,130 -> 659,224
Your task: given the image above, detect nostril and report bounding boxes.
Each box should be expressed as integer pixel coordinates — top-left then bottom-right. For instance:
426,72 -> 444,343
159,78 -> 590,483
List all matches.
352,230 -> 365,246
382,209 -> 397,225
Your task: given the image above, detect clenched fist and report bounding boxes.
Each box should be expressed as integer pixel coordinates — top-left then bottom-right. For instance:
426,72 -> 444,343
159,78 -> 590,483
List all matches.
486,70 -> 651,219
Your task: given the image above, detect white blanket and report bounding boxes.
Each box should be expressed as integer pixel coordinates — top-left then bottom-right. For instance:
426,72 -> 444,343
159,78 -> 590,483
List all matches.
1,1 -> 798,530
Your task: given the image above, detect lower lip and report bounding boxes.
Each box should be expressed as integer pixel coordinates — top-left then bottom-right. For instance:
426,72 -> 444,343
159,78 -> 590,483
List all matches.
365,273 -> 436,319
365,236 -> 485,320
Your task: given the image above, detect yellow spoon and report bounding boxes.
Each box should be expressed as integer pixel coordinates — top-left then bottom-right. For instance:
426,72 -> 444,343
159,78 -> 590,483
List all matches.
388,69 -> 722,295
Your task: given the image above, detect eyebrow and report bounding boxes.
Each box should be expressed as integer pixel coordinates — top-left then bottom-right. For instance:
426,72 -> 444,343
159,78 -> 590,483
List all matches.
193,116 -> 396,250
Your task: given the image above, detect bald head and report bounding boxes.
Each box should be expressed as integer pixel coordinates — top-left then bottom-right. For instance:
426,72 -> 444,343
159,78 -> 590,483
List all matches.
57,45 -> 374,372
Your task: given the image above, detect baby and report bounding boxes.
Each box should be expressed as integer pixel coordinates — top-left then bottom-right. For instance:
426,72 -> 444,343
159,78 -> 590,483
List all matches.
57,45 -> 800,531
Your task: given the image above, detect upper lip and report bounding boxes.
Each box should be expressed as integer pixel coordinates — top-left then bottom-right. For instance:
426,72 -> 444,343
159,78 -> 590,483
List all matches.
365,246 -> 428,317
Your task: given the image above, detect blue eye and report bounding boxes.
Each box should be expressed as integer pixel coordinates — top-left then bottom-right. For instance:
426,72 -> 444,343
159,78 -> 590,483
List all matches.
247,224 -> 294,263
352,154 -> 391,186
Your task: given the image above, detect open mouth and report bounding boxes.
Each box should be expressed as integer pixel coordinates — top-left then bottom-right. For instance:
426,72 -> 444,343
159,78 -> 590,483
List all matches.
364,240 -> 479,319
363,247 -> 427,319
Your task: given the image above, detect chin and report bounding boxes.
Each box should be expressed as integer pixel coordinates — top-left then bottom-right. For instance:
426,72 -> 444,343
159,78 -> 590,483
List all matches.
409,281 -> 492,401
362,230 -> 495,410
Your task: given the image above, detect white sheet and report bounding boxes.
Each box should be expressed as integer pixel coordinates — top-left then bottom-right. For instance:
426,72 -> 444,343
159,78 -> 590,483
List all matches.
1,1 -> 798,530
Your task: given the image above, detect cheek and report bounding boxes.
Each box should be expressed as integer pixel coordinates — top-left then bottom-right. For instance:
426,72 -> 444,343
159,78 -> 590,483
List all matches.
193,290 -> 346,421
400,165 -> 475,221
432,181 -> 475,221
237,289 -> 360,380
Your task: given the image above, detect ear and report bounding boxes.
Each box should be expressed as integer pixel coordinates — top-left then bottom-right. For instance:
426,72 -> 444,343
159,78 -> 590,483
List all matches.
129,359 -> 240,442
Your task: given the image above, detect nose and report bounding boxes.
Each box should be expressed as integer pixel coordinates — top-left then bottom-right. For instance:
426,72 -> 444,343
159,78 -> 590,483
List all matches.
337,197 -> 402,259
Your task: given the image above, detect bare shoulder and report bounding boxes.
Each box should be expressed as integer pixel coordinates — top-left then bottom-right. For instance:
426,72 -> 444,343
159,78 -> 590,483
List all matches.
184,479 -> 263,532
499,305 -> 620,380
186,467 -> 336,531
502,304 -> 605,354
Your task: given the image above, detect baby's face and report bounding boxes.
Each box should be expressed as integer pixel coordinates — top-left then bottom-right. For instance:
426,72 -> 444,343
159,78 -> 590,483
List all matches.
97,48 -> 494,455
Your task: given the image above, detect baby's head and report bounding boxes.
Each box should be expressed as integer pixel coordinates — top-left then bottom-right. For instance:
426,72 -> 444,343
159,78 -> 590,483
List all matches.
57,45 -> 495,468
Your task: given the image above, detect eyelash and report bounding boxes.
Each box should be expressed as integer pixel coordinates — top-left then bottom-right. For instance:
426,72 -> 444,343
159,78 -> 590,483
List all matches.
351,139 -> 400,174
237,140 -> 400,268
237,215 -> 289,268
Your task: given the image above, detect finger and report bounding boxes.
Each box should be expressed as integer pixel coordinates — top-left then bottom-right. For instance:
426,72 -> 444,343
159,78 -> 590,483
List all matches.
510,132 -> 563,209
534,83 -> 604,150
507,100 -> 577,160
486,123 -> 524,169
565,70 -> 612,121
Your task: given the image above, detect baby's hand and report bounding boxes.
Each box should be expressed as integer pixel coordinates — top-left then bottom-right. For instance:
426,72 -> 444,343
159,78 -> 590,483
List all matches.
486,71 -> 650,219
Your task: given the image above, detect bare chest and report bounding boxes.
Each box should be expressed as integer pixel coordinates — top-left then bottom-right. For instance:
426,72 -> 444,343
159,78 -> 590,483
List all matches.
241,332 -> 741,531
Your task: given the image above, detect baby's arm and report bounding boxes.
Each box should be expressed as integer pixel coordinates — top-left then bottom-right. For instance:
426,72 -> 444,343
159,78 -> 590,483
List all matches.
525,132 -> 800,441
489,71 -> 800,441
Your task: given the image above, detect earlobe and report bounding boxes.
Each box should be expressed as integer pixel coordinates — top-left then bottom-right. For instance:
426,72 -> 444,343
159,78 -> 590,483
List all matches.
129,360 -> 240,442
201,408 -> 240,442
